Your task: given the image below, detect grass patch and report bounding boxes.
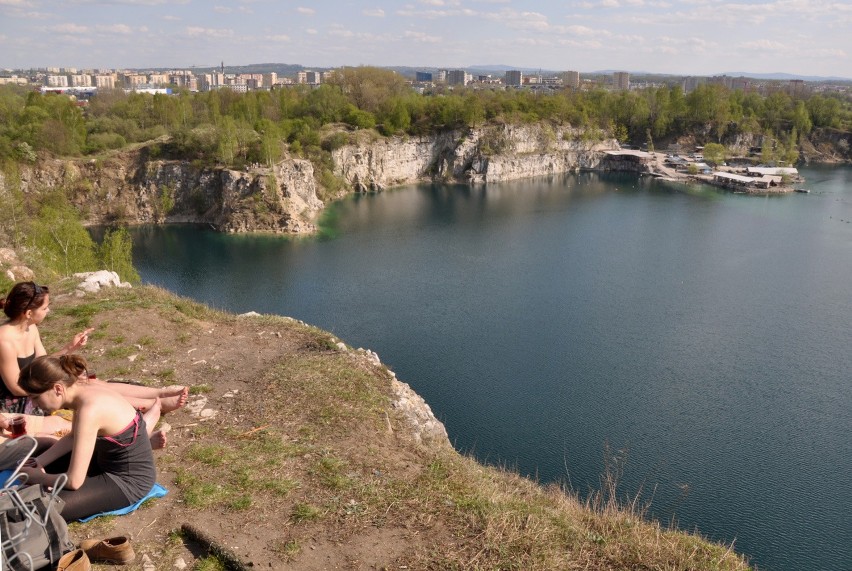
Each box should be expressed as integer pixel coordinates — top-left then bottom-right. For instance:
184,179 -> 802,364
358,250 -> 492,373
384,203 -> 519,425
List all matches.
186,443 -> 231,467
290,503 -> 320,523
156,368 -> 176,381
192,556 -> 227,571
105,345 -> 136,359
189,383 -> 213,395
137,335 -> 156,346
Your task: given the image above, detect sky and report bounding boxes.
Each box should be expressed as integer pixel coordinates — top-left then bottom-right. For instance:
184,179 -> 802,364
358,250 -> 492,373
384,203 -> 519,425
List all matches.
1,0 -> 850,79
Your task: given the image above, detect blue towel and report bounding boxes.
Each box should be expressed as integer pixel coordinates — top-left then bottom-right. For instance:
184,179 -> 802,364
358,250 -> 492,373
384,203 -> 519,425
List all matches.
77,483 -> 168,522
0,468 -> 23,487
0,470 -> 168,521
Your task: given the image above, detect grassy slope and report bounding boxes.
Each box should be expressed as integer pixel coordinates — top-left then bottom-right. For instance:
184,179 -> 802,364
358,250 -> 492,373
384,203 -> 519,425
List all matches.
39,283 -> 751,571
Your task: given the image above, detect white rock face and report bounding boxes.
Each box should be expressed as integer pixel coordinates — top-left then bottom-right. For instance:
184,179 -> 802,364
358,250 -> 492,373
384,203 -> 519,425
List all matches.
74,270 -> 131,292
390,378 -> 450,447
333,125 -> 619,189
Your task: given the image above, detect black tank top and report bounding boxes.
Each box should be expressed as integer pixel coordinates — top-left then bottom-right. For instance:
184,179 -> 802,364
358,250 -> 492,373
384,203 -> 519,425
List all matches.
96,411 -> 157,503
0,353 -> 35,414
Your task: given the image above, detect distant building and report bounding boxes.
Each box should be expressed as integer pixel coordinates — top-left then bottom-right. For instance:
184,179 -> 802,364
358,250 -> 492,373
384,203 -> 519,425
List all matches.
436,69 -> 448,83
614,71 -> 630,90
94,74 -> 115,89
262,72 -> 278,88
787,79 -> 806,96
682,76 -> 705,93
416,71 -> 433,82
0,75 -> 28,86
296,71 -> 307,84
561,70 -> 580,89
46,75 -> 69,87
70,74 -> 92,87
731,76 -> 751,91
447,69 -> 470,86
504,70 -> 523,86
305,71 -> 322,84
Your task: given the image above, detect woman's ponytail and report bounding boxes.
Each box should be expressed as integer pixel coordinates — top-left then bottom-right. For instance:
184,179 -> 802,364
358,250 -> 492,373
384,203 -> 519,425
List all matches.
19,354 -> 86,394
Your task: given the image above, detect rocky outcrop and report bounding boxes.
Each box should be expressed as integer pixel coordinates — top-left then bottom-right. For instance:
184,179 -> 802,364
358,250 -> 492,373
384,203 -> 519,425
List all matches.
0,248 -> 34,282
74,270 -> 132,293
8,150 -> 324,234
333,124 -> 619,189
4,124 -> 619,235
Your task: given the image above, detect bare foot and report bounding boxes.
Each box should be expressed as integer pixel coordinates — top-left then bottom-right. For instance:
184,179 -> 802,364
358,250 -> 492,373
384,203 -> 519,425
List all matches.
149,430 -> 167,450
160,386 -> 189,413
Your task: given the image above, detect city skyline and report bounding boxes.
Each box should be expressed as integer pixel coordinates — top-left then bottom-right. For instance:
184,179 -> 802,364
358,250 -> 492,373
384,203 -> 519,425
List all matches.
1,0 -> 850,79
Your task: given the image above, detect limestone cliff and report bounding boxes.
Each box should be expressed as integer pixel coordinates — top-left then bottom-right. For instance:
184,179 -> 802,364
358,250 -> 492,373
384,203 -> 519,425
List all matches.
9,149 -> 323,234
332,124 -> 619,189
4,124 -> 619,235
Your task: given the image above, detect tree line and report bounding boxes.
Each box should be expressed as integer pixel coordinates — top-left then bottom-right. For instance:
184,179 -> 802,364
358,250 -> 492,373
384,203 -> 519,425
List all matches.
2,68 -> 850,170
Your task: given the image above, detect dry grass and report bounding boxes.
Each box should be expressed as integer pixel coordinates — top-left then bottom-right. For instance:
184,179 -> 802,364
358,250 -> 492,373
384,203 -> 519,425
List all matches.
39,283 -> 751,570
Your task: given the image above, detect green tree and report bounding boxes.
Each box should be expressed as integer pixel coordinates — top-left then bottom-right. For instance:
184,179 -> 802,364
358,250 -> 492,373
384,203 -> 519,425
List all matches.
98,227 -> 139,283
326,66 -> 410,114
31,200 -> 98,276
703,142 -> 727,165
792,101 -> 812,135
0,163 -> 26,247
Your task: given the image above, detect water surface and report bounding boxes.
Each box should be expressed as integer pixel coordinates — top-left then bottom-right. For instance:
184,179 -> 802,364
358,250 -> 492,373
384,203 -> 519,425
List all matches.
130,166 -> 852,571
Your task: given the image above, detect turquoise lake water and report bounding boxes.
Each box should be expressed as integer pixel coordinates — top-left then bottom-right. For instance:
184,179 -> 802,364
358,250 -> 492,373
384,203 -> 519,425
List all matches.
129,165 -> 852,571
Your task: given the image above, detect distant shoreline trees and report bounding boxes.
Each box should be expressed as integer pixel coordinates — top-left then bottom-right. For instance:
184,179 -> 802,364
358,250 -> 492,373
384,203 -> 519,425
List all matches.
1,67 -> 850,170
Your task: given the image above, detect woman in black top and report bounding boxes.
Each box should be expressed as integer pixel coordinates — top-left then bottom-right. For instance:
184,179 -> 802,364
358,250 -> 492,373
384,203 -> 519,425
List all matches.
19,354 -> 157,521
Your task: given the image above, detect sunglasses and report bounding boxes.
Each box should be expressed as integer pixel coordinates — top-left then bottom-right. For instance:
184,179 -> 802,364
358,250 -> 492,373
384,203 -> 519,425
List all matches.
25,282 -> 44,310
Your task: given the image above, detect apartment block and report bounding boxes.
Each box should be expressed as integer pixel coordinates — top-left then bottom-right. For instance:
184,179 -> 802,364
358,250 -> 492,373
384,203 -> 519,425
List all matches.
562,70 -> 580,89
504,70 -> 523,86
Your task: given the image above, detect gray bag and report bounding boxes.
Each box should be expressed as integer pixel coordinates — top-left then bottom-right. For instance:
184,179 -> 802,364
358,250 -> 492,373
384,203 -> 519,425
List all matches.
0,484 -> 74,571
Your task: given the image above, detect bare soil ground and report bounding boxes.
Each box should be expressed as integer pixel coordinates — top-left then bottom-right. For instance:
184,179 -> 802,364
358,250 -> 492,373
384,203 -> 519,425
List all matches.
45,286 -> 451,571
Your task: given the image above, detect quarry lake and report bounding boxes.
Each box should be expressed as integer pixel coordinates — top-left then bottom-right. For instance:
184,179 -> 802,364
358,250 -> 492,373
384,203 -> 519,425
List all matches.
129,165 -> 852,571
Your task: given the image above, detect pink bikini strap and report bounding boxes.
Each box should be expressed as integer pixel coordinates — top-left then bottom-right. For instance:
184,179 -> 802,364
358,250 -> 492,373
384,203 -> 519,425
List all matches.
102,412 -> 140,447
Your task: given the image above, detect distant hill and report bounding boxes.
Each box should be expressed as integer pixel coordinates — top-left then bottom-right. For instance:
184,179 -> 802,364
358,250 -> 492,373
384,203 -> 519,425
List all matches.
720,71 -> 852,82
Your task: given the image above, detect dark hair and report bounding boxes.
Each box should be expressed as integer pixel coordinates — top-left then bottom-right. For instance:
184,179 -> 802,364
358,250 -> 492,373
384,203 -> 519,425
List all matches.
18,354 -> 86,395
0,281 -> 50,320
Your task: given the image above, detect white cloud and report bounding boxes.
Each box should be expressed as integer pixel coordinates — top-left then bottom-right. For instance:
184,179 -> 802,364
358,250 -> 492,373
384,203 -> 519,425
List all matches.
306,28 -> 318,34
739,39 -> 785,51
214,6 -> 232,13
266,34 -> 290,42
364,8 -> 385,17
50,23 -> 89,34
404,30 -> 441,42
0,0 -> 30,6
397,6 -> 477,17
566,25 -> 597,36
161,15 -> 180,21
96,23 -> 133,34
296,6 -> 314,15
17,11 -> 53,18
186,26 -> 234,38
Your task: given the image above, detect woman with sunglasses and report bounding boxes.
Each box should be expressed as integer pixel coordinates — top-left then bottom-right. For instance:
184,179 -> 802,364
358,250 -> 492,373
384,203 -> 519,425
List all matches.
19,354 -> 157,521
0,281 -> 188,420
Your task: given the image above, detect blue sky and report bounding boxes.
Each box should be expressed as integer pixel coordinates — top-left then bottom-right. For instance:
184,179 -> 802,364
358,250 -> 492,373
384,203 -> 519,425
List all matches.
1,0 -> 850,78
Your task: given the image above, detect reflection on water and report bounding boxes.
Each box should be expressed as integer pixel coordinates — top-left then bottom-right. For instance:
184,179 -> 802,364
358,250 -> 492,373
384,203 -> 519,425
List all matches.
130,166 -> 852,571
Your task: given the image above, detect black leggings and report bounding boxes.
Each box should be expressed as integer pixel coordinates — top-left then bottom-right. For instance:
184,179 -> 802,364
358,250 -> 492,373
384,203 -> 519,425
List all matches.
44,453 -> 132,522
